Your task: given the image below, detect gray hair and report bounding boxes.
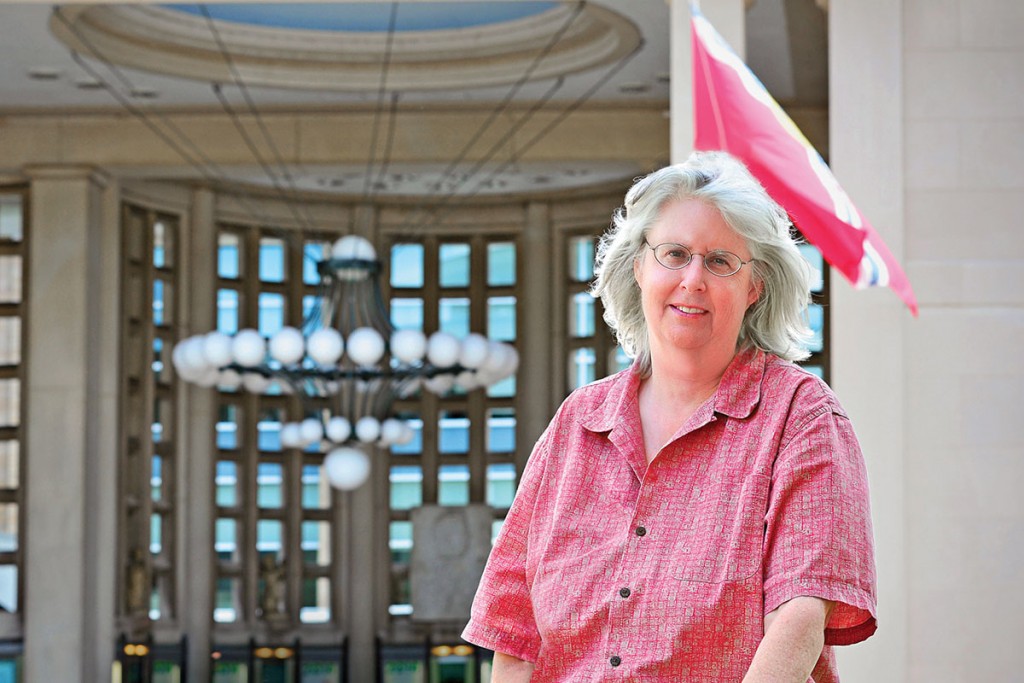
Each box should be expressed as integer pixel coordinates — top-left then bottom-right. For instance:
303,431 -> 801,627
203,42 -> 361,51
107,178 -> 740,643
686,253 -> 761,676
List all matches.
592,151 -> 814,373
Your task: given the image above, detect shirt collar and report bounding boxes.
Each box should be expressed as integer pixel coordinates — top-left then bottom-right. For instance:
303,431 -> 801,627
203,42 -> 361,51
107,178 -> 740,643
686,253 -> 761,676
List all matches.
580,345 -> 766,433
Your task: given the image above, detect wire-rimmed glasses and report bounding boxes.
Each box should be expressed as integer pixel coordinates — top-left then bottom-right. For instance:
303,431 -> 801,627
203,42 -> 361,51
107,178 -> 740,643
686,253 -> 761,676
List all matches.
643,240 -> 753,277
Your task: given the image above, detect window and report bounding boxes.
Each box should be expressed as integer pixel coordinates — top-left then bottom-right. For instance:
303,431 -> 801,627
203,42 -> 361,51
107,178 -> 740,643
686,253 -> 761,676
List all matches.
119,204 -> 180,622
0,188 -> 27,620
213,226 -> 338,628
796,242 -> 831,383
384,235 -> 519,619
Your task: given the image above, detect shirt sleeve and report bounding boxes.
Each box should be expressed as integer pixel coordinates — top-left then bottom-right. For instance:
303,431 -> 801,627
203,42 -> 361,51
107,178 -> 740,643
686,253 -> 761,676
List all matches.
761,396 -> 878,647
461,426 -> 551,662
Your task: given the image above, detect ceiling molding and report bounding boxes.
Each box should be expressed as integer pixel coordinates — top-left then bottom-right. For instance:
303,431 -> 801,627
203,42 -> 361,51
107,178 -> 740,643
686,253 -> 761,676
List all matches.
50,3 -> 642,92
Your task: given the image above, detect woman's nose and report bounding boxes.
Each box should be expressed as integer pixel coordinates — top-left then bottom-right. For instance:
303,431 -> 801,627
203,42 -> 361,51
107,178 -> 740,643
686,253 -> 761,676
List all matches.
678,257 -> 707,290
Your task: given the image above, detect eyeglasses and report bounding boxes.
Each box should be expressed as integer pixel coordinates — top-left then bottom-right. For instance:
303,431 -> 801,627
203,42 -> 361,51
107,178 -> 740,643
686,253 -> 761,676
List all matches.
643,240 -> 753,277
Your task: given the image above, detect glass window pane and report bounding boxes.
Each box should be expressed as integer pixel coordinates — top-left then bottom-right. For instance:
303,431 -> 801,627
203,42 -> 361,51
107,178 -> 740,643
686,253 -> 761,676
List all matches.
300,577 -> 330,624
439,243 -> 470,288
257,519 -> 283,555
486,408 -> 515,454
487,296 -> 516,341
803,364 -> 824,379
390,244 -> 424,288
304,241 -> 327,285
486,463 -> 516,508
0,379 -> 20,427
439,298 -> 470,337
301,521 -> 331,567
804,303 -> 824,353
257,462 -> 284,509
0,317 -> 21,365
487,242 -> 516,286
217,404 -> 241,450
257,409 -> 283,452
569,347 -> 596,391
151,455 -> 163,502
390,465 -> 422,511
150,513 -> 162,555
438,464 -> 469,506
153,278 -> 173,326
0,196 -> 23,242
389,521 -> 413,565
439,412 -> 469,454
611,346 -> 632,373
487,374 -> 515,398
569,292 -> 595,338
798,243 -> 825,293
0,257 -> 22,303
390,298 -> 424,332
0,441 -> 19,488
153,219 -> 173,268
258,292 -> 286,337
302,464 -> 331,509
215,518 -> 239,563
491,519 -> 504,545
259,237 -> 286,283
0,565 -> 16,613
213,577 -> 241,623
0,503 -> 16,553
569,237 -> 595,282
216,461 -> 238,507
217,289 -> 240,334
218,233 -> 241,279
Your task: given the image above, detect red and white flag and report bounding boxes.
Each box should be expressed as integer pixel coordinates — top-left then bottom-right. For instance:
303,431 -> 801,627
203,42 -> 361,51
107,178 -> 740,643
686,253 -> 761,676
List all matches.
691,7 -> 917,315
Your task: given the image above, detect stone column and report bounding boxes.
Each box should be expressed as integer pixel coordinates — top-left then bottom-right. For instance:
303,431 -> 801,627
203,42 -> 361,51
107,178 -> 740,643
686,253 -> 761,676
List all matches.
518,201 -> 553,468
828,0 -> 908,679
23,165 -> 111,681
670,0 -> 747,163
183,186 -> 217,681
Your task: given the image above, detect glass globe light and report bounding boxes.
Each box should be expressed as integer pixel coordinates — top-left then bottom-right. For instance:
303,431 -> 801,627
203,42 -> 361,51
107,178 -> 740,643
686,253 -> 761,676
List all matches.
269,327 -> 305,365
390,329 -> 427,364
354,416 -> 381,443
202,332 -> 235,368
324,447 -> 371,490
325,416 -> 352,443
347,328 -> 385,367
427,332 -> 461,368
232,329 -> 266,367
307,328 -> 344,365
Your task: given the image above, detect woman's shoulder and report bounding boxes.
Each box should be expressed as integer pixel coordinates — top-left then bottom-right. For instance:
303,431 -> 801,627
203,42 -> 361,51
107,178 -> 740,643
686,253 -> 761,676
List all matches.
760,353 -> 847,419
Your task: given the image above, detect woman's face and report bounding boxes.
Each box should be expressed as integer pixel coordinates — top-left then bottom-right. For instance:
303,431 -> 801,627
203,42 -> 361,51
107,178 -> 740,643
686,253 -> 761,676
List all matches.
634,198 -> 761,361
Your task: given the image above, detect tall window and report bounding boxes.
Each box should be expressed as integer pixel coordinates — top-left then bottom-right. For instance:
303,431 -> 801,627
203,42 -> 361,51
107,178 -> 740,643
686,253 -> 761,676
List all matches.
213,226 -> 338,629
796,242 -> 830,383
119,204 -> 181,623
384,235 -> 519,619
0,189 -> 27,622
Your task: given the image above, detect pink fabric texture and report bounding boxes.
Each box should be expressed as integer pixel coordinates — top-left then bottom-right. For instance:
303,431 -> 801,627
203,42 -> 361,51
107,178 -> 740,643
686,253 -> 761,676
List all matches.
462,348 -> 876,681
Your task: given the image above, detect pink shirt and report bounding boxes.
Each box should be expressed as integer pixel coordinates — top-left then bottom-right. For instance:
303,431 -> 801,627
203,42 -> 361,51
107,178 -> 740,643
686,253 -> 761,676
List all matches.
463,348 -> 877,682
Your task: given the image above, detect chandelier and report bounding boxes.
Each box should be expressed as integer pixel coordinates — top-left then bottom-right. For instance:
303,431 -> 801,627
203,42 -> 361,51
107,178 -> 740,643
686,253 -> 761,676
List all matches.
171,235 -> 519,490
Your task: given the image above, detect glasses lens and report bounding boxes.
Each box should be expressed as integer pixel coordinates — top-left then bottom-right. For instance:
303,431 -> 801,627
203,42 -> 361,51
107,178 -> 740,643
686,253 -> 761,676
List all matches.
654,244 -> 691,269
704,251 -> 742,276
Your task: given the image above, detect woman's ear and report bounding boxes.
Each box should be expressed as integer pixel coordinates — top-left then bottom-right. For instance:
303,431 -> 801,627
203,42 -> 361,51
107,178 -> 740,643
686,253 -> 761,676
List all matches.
747,277 -> 763,307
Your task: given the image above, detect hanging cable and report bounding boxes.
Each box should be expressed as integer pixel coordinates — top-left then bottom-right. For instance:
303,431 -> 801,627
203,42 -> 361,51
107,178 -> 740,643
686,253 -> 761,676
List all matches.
361,0 -> 401,202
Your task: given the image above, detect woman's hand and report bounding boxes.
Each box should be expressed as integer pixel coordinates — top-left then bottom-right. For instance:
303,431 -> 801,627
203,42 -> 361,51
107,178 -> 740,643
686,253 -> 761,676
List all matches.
742,596 -> 834,683
491,651 -> 535,683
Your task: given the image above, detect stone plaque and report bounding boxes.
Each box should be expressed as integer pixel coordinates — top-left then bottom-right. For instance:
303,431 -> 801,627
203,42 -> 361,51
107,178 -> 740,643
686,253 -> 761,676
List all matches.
410,504 -> 492,622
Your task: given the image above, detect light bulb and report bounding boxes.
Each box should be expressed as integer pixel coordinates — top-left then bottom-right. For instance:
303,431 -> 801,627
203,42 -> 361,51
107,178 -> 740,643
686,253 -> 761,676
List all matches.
323,447 -> 371,490
232,329 -> 266,367
390,329 -> 427,364
331,235 -> 376,261
354,416 -> 381,443
299,418 -> 324,444
427,332 -> 461,368
458,333 -> 490,369
269,327 -> 305,365
379,418 -> 406,445
396,422 -> 416,445
241,373 -> 271,394
424,374 -> 455,395
217,369 -> 242,390
202,332 -> 235,368
347,328 -> 385,367
307,328 -> 344,365
182,336 -> 209,372
280,423 -> 303,448
325,416 -> 352,443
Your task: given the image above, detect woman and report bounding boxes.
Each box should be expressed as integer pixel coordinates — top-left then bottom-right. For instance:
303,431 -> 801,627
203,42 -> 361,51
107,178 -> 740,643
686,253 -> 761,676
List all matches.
462,151 -> 877,682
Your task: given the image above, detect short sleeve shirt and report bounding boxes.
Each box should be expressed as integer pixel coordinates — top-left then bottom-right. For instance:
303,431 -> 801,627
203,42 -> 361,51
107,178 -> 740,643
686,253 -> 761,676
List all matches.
462,348 -> 877,682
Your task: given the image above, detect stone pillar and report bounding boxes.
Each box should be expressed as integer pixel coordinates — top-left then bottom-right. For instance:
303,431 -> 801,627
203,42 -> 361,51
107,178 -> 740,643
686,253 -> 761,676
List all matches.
828,0 -> 908,679
670,0 -> 747,163
23,165 -> 111,681
183,186 -> 217,681
518,202 -> 553,467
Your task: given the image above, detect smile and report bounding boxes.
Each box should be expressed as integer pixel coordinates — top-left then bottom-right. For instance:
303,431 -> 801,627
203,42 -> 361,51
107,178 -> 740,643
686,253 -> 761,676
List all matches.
671,305 -> 706,314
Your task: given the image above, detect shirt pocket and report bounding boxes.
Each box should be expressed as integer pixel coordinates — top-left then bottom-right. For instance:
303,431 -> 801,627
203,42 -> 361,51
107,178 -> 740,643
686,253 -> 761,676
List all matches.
671,472 -> 770,584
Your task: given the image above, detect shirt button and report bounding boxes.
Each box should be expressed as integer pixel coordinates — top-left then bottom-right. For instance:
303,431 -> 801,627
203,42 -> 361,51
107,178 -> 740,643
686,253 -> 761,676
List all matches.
635,526 -> 646,537
619,587 -> 631,598
610,656 -> 622,667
